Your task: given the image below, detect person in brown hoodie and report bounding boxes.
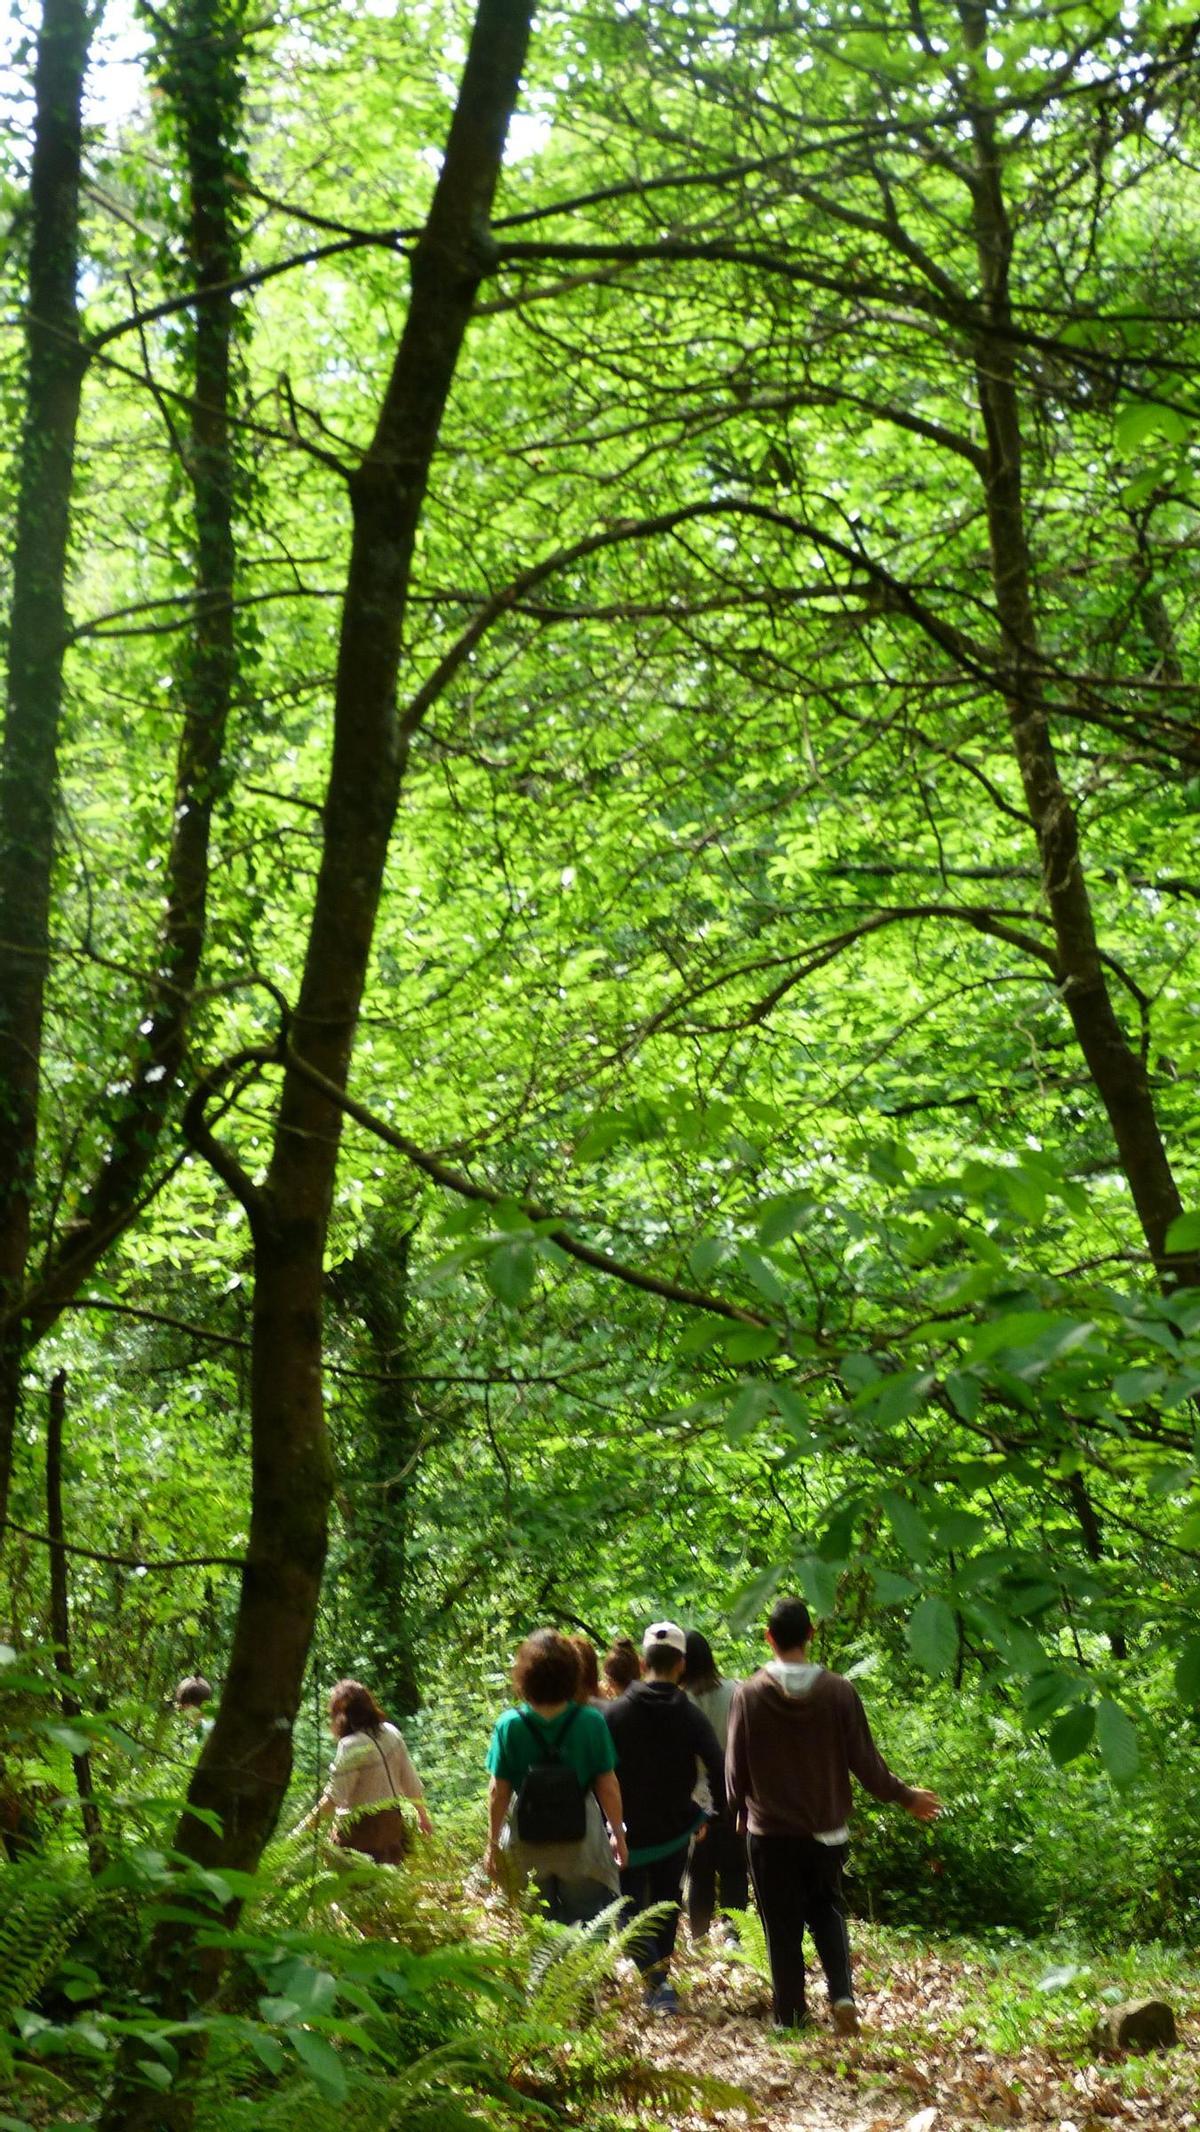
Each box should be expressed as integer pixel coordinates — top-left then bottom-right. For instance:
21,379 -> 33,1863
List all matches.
725,1596 -> 940,2036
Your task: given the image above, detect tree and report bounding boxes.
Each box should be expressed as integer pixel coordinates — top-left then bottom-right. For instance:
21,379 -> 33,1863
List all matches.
2,13 -> 1199,2082
0,0 -> 97,1529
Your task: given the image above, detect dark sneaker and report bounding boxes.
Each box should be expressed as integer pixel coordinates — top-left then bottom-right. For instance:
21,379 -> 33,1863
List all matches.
770,2006 -> 810,2031
831,1999 -> 860,2038
644,1980 -> 680,2013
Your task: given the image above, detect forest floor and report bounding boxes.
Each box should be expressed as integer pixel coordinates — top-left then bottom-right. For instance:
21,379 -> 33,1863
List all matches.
618,1923 -> 1200,2132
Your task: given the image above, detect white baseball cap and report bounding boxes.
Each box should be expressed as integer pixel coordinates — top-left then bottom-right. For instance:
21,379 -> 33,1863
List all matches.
642,1620 -> 686,1656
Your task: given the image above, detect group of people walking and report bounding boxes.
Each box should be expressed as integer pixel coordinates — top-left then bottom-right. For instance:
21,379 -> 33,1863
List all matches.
303,1596 -> 941,2033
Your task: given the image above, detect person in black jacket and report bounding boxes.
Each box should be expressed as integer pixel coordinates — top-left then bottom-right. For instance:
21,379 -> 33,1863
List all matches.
603,1620 -> 725,2012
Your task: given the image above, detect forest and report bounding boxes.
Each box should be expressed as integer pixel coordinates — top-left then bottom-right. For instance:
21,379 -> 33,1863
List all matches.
1,0 -> 1199,2124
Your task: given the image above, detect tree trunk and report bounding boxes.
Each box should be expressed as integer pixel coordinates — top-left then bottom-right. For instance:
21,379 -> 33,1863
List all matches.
959,0 -> 1198,1290
332,1222 -> 423,1713
191,0 -> 534,1883
45,1370 -> 106,1872
99,3 -> 534,2121
0,0 -> 96,1537
25,0 -> 244,1340
0,0 -> 249,1526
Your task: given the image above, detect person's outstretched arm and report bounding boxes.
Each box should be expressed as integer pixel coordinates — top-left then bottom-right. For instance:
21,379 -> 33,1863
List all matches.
843,1684 -> 942,1819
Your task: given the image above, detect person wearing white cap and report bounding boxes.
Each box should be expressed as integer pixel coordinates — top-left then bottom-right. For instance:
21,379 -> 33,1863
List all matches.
602,1621 -> 726,2012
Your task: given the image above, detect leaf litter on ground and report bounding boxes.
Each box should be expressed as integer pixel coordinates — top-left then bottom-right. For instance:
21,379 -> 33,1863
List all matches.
610,1924 -> 1199,2132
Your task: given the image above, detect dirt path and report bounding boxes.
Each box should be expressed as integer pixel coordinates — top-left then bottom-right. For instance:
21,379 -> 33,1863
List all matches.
617,1935 -> 1199,2132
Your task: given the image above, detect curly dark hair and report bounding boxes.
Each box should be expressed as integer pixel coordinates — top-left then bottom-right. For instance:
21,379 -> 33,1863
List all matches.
512,1630 -> 580,1707
329,1678 -> 387,1738
601,1636 -> 642,1697
568,1635 -> 601,1701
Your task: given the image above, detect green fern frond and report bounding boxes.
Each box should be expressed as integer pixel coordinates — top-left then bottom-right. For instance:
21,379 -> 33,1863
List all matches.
721,1902 -> 770,1983
522,1896 -> 673,2029
0,1854 -> 94,2030
567,2052 -> 749,2114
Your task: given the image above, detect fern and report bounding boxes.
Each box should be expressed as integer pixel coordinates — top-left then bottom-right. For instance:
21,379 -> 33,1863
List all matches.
563,2053 -> 748,2114
521,1898 -> 631,2023
0,1855 -> 94,2041
721,1902 -> 771,1983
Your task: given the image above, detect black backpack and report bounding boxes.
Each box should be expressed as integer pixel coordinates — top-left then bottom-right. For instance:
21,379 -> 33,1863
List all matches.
514,1704 -> 588,1844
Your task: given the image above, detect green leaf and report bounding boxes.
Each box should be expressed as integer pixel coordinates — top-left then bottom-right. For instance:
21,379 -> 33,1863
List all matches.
43,1723 -> 91,1755
246,2030 -> 285,2073
484,1240 -> 535,1308
135,2062 -> 173,2092
817,1504 -> 857,1560
1115,399 -> 1189,452
1146,1461 -> 1193,1498
968,1312 -> 1094,1368
736,1244 -> 788,1306
1023,1668 -> 1080,1726
794,1555 -> 840,1617
869,1564 -> 917,1605
1111,1368 -> 1167,1406
906,1595 -> 958,1676
757,1191 -> 814,1246
882,1491 -> 931,1564
934,1508 -> 986,1550
689,1235 -> 728,1280
270,1960 -> 338,2017
730,1563 -> 783,1632
573,1117 -> 626,1162
945,1371 -> 980,1421
1095,1699 -> 1139,1785
1121,464 -> 1168,507
676,1316 -> 728,1357
1175,1637 -> 1200,1705
289,2029 -> 346,2103
724,1380 -> 773,1442
1165,1211 -> 1200,1254
768,1380 -> 807,1432
874,1370 -> 932,1427
721,1326 -> 780,1363
258,1996 -> 302,2025
1048,1702 -> 1095,1766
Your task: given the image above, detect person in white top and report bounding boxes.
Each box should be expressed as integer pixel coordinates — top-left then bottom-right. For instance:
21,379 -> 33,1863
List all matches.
308,1678 -> 433,1864
683,1630 -> 749,1938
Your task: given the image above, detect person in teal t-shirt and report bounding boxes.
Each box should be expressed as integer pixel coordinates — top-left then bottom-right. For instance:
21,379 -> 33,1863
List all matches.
486,1629 -> 626,1924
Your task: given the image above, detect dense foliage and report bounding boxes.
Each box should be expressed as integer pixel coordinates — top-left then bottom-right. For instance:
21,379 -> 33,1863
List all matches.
2,0 -> 1200,2121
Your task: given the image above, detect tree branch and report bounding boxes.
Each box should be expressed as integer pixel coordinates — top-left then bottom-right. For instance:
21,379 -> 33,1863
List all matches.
2,1517 -> 243,1571
277,1044 -> 768,1327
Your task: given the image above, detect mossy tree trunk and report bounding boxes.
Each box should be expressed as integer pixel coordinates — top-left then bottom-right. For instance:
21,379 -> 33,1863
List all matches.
98,3 -> 535,2122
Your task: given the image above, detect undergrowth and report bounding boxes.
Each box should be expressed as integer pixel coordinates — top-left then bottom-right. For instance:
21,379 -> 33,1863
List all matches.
1,1811 -> 747,2130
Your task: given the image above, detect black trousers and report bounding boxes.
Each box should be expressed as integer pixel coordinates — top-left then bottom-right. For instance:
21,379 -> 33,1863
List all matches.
686,1813 -> 750,1936
747,1833 -> 852,2024
619,1845 -> 688,1975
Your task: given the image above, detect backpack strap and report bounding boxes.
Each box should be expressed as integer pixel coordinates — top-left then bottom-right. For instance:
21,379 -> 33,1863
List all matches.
373,1733 -> 399,1801
517,1702 -> 581,1764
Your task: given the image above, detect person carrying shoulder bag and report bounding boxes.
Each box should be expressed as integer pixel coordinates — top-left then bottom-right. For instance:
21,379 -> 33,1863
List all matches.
305,1677 -> 434,1864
